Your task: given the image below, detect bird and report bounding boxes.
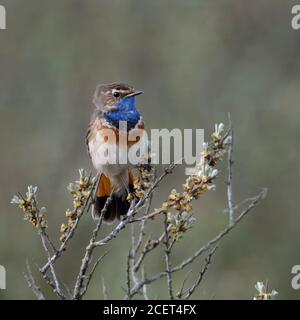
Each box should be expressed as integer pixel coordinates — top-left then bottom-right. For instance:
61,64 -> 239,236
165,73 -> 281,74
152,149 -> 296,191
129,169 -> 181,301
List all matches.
86,82 -> 145,223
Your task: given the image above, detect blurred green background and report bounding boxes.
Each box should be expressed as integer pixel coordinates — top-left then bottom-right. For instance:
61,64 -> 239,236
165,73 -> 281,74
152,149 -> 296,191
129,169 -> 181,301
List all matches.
1,0 -> 300,300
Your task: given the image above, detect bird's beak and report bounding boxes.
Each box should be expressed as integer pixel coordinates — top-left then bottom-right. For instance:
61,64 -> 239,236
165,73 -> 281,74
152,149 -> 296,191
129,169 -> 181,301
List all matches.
126,90 -> 144,98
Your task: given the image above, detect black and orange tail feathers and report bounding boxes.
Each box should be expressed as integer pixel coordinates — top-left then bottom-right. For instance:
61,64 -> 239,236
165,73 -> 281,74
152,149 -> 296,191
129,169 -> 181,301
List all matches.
92,171 -> 134,223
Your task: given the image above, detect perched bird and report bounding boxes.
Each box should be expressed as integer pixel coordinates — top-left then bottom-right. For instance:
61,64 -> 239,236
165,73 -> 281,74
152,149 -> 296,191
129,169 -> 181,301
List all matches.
86,83 -> 145,222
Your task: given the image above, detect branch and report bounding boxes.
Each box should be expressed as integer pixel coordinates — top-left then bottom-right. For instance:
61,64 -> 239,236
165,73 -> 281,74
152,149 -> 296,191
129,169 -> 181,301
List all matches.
126,250 -> 132,300
141,267 -> 149,300
227,113 -> 235,225
172,189 -> 267,273
128,188 -> 266,298
39,230 -> 66,299
129,224 -> 141,290
40,176 -> 98,275
80,250 -> 110,298
93,199 -> 137,247
163,213 -> 174,300
134,194 -> 153,254
102,277 -> 108,300
127,270 -> 166,299
43,232 -> 58,254
72,196 -> 112,300
128,173 -> 155,298
133,230 -> 167,273
23,261 -> 45,300
176,270 -> 192,299
182,246 -> 218,299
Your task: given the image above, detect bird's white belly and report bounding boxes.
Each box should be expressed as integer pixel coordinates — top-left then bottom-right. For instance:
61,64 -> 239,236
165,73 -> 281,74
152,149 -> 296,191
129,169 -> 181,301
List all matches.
89,131 -> 129,177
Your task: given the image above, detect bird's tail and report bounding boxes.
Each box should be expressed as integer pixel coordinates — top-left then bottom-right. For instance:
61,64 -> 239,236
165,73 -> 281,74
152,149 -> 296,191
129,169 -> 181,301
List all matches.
92,170 -> 134,223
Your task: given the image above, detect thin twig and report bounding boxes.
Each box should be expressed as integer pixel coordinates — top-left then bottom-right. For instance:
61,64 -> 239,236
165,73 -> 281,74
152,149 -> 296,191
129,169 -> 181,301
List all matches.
182,246 -> 218,299
30,195 -> 65,299
130,225 -> 141,288
129,191 -> 154,297
39,230 -> 66,299
168,238 -> 176,252
133,228 -> 170,273
43,232 -> 58,254
72,196 -> 111,300
134,232 -> 164,273
134,196 -> 152,253
128,189 -> 266,298
141,267 -> 149,300
93,198 -> 137,247
126,250 -> 132,300
23,261 -> 45,300
36,262 -> 59,295
176,270 -> 192,299
131,208 -> 164,222
126,270 -> 166,299
172,189 -> 267,273
163,213 -> 174,300
80,250 -> 110,297
102,277 -> 108,300
61,280 -> 73,298
40,176 -> 98,274
227,113 -> 234,225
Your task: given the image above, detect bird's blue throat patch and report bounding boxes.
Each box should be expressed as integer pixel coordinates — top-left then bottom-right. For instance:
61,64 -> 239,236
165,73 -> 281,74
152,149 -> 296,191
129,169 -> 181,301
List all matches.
105,96 -> 141,130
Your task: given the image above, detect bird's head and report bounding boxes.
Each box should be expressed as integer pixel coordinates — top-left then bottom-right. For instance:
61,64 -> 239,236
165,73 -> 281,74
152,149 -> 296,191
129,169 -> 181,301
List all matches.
93,82 -> 143,110
93,82 -> 143,129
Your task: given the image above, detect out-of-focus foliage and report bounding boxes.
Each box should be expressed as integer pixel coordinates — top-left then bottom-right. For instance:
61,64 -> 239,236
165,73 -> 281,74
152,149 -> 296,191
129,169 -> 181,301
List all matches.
1,0 -> 300,299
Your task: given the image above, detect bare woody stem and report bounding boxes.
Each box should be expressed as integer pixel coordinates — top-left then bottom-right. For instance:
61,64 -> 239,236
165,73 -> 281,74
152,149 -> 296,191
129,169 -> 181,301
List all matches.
23,261 -> 45,300
227,113 -> 235,226
163,213 -> 174,300
172,189 -> 266,273
40,177 -> 98,275
127,188 -> 266,299
39,230 -> 66,300
73,196 -> 112,300
182,246 -> 217,299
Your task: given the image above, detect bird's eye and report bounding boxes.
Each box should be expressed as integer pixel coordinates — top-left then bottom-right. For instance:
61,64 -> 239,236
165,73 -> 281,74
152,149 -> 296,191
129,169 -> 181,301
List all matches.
113,91 -> 120,98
